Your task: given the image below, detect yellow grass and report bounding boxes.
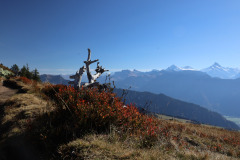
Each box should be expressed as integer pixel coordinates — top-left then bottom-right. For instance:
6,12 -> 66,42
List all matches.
58,133 -> 239,160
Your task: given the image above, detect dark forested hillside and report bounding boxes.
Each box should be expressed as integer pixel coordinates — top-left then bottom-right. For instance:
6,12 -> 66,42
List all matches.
114,88 -> 240,130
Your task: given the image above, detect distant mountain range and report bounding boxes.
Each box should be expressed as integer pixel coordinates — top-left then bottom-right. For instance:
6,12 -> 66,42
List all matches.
113,88 -> 239,130
201,62 -> 240,79
40,63 -> 240,118
164,63 -> 240,79
40,74 -> 69,85
102,69 -> 240,117
60,63 -> 240,80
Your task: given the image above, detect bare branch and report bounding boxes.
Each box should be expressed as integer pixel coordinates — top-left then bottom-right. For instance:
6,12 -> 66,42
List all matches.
87,48 -> 91,61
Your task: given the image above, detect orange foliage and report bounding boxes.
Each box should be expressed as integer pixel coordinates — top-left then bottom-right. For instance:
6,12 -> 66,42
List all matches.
45,85 -> 161,139
19,77 -> 32,84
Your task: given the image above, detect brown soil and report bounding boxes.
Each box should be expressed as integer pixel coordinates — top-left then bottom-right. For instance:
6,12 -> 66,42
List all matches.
0,82 -> 18,104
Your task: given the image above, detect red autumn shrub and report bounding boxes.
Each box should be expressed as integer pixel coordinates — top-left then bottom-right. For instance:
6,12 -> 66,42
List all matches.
43,84 -> 66,100
19,76 -> 32,84
45,85 -> 160,141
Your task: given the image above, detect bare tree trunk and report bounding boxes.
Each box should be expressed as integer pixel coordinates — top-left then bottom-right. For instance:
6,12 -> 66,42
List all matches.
70,48 -> 109,90
69,66 -> 86,89
76,66 -> 86,89
84,48 -> 99,83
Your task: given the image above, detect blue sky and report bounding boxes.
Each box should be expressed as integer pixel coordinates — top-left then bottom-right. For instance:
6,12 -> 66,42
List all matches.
1,0 -> 240,74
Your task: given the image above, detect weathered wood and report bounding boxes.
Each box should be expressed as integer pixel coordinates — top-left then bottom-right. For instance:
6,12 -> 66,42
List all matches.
91,62 -> 109,81
70,48 -> 108,90
76,66 -> 86,89
84,48 -> 99,83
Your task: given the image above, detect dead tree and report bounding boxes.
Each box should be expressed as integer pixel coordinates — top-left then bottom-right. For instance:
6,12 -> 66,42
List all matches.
69,66 -> 86,89
84,48 -> 99,84
69,48 -> 108,90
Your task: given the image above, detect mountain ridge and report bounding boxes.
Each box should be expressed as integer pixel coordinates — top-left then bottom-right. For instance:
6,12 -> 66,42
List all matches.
114,88 -> 239,130
40,74 -> 69,85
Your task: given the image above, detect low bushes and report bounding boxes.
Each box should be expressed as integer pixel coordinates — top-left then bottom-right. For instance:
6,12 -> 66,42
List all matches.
43,85 -> 161,146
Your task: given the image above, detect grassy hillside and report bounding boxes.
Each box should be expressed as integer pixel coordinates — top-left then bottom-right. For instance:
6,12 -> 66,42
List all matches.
0,77 -> 240,159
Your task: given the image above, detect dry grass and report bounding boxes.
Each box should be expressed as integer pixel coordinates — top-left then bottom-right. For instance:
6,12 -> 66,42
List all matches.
0,79 -> 54,139
3,94 -> 48,122
156,114 -> 191,123
158,120 -> 240,156
57,132 -> 239,160
57,133 -> 174,160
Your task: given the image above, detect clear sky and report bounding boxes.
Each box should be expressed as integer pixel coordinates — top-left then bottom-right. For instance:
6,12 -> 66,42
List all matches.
1,0 -> 240,74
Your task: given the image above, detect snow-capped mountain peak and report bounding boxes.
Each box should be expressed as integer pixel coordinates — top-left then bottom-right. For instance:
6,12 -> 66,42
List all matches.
209,62 -> 226,71
165,65 -> 196,71
201,62 -> 240,79
165,65 -> 182,71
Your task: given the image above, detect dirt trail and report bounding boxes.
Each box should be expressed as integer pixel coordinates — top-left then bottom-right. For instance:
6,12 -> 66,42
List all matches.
0,80 -> 18,125
0,81 -> 18,104
0,81 -> 43,160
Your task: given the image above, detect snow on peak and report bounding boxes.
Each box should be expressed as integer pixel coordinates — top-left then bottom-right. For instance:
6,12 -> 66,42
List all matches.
202,63 -> 240,79
209,62 -> 224,70
165,65 -> 195,71
181,66 -> 196,70
166,65 -> 181,71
